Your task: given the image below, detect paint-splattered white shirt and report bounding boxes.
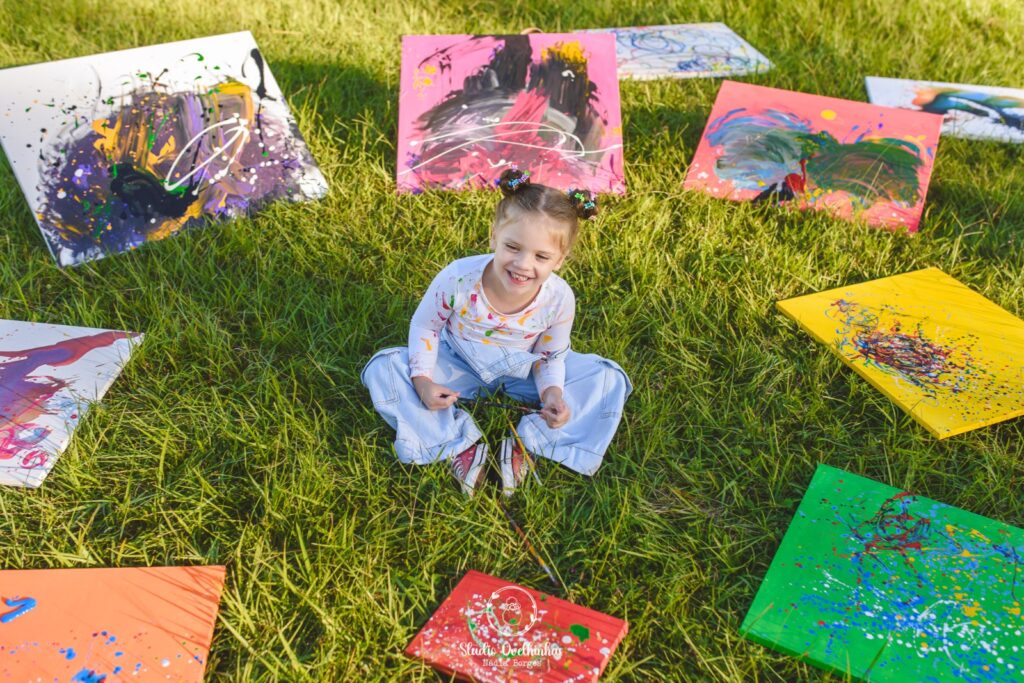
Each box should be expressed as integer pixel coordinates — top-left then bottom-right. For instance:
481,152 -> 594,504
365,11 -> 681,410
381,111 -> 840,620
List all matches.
408,254 -> 574,394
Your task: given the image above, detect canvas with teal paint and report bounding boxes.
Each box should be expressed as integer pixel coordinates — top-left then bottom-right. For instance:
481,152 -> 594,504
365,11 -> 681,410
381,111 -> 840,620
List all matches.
866,77 -> 1024,143
742,464 -> 1024,682
685,81 -> 943,231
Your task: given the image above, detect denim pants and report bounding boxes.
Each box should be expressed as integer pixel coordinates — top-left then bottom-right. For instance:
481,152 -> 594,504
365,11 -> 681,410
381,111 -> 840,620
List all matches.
360,332 -> 632,475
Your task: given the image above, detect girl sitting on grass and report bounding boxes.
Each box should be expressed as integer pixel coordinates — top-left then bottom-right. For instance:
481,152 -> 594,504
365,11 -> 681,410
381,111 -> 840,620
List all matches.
361,169 -> 631,496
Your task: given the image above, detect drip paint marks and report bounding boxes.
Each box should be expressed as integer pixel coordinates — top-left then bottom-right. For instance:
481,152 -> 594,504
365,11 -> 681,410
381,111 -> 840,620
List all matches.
684,81 -> 942,231
742,464 -> 1024,683
406,570 -> 628,682
867,77 -> 1024,144
0,319 -> 141,487
586,23 -> 772,80
0,566 -> 225,682
0,31 -> 328,267
777,268 -> 1024,439
397,33 -> 625,194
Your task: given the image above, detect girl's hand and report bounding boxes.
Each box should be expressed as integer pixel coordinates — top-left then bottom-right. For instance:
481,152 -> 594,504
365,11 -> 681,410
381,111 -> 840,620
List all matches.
412,375 -> 460,410
539,387 -> 571,429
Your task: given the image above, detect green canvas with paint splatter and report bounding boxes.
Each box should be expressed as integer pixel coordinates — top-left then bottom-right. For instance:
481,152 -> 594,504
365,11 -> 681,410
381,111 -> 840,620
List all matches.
742,464 -> 1024,682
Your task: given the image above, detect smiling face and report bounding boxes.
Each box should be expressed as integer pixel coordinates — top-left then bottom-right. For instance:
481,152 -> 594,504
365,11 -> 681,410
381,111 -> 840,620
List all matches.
486,211 -> 567,308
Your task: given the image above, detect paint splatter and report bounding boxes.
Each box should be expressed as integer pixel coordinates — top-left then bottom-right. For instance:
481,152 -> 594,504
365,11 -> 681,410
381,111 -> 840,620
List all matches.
705,108 -> 924,210
828,299 -> 998,401
398,34 -> 624,193
0,37 -> 328,267
743,465 -> 1024,682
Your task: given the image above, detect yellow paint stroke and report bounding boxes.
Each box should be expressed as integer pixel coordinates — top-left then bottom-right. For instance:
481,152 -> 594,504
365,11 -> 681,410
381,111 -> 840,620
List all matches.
420,337 -> 433,352
542,335 -> 553,343
517,310 -> 535,326
90,80 -> 257,242
969,528 -> 993,543
542,41 -> 587,69
821,109 -> 837,120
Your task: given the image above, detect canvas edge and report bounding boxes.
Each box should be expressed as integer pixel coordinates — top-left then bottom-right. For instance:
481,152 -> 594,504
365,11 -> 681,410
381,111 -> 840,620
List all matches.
738,463 -> 892,682
0,324 -> 143,487
403,568 -> 628,679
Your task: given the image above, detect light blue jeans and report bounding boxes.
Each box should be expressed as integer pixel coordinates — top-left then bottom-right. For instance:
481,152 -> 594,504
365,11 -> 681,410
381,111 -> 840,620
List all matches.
360,332 -> 632,475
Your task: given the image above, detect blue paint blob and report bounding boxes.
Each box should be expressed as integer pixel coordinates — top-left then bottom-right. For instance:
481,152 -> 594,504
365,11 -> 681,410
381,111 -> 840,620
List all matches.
0,596 -> 38,623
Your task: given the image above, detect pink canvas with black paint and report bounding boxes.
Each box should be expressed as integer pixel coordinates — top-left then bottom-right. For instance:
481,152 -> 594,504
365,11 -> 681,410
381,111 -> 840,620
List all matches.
0,319 -> 142,487
397,33 -> 625,194
685,81 -> 943,231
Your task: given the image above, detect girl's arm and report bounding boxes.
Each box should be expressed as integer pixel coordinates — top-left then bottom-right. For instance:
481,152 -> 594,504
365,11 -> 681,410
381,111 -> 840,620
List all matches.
408,262 -> 460,380
531,288 -> 575,397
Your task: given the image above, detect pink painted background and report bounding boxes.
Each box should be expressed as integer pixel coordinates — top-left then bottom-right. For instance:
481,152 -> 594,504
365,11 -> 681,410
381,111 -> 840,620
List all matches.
397,33 -> 625,194
684,81 -> 943,232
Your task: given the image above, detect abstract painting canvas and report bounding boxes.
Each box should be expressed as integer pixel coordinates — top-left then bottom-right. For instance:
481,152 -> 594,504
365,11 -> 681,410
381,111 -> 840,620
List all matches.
406,570 -> 628,681
777,268 -> 1024,439
0,31 -> 328,266
587,23 -> 772,80
0,565 -> 225,681
397,33 -> 625,194
742,464 -> 1024,682
0,320 -> 142,487
684,81 -> 943,231
866,76 -> 1024,143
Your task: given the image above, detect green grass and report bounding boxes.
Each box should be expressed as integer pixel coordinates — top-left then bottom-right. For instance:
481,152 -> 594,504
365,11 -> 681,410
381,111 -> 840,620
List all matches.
1,0 -> 1023,680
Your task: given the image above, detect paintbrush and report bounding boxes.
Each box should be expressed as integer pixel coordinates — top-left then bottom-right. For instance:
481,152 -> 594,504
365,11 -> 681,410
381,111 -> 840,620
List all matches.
498,499 -> 563,592
455,397 -> 540,414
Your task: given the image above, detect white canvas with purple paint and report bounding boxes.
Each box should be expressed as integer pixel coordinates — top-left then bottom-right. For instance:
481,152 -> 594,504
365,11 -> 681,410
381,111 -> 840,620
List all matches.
0,31 -> 328,266
587,23 -> 772,80
866,76 -> 1024,143
0,320 -> 142,487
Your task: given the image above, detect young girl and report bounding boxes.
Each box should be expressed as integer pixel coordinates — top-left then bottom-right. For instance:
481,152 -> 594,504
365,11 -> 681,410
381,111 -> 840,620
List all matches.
361,169 -> 631,496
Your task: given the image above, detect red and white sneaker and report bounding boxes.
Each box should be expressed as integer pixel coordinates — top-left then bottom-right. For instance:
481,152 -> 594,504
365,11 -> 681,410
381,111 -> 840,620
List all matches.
499,437 -> 540,496
449,443 -> 488,496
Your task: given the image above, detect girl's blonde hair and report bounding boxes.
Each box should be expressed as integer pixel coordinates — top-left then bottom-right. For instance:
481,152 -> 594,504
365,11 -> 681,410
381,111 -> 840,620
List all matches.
493,169 -> 598,255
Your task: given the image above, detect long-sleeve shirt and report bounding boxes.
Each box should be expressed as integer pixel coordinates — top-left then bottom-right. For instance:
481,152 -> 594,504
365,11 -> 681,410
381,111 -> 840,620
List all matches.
408,254 -> 575,395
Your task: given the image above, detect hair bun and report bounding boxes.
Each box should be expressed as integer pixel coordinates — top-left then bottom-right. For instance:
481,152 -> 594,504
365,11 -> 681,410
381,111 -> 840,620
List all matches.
497,168 -> 531,196
567,188 -> 598,220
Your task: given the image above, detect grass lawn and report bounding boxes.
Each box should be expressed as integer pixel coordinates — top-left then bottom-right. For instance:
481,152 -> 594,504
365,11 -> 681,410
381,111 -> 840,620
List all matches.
1,0 -> 1023,680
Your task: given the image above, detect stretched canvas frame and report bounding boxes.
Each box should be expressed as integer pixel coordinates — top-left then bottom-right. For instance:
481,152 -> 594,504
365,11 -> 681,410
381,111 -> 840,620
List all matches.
587,23 -> 772,80
0,31 -> 328,266
866,76 -> 1024,143
0,319 -> 142,487
685,81 -> 942,231
743,464 -> 1024,682
397,33 -> 625,194
0,565 -> 225,681
777,268 -> 1024,438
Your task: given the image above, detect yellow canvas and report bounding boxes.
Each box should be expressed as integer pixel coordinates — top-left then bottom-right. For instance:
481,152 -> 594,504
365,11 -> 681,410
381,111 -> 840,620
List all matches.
777,268 -> 1024,438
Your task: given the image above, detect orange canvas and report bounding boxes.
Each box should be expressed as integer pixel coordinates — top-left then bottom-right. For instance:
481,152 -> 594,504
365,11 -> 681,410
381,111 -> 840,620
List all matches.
0,565 -> 225,681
